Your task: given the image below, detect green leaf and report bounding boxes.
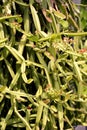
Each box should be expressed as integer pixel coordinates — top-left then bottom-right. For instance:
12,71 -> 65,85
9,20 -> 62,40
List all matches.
59,20 -> 69,28
35,85 -> 42,98
21,62 -> 26,73
50,105 -> 57,112
22,73 -> 33,84
73,61 -> 82,81
5,59 -> 15,78
0,23 -> 5,39
53,10 -> 66,20
0,15 -> 22,22
15,0 -> 30,7
9,68 -> 21,90
58,103 -> 64,130
27,35 -> 39,42
30,4 -> 41,31
5,45 -> 24,63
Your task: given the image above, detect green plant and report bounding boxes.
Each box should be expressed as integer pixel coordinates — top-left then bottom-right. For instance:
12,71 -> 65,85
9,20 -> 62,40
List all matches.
0,0 -> 87,130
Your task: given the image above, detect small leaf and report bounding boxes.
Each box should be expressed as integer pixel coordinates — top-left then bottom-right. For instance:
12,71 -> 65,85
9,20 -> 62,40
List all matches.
36,85 -> 42,98
22,73 -> 33,84
50,105 -> 57,112
59,20 -> 69,28
53,10 -> 66,19
28,35 -> 39,42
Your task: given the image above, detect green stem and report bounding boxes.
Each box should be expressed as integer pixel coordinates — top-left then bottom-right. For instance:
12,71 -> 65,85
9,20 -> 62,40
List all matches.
13,96 -> 32,130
